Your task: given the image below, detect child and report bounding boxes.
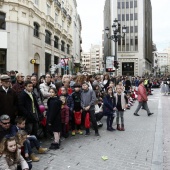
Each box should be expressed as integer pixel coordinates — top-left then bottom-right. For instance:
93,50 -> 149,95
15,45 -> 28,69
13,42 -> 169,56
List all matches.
71,84 -> 83,135
11,116 -> 47,159
103,86 -> 116,131
94,100 -> 103,127
47,88 -> 62,150
0,136 -> 30,170
115,85 -> 128,131
60,95 -> 69,138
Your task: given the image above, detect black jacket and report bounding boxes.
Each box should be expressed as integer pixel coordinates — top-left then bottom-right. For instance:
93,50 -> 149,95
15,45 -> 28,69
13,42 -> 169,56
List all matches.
18,90 -> 41,123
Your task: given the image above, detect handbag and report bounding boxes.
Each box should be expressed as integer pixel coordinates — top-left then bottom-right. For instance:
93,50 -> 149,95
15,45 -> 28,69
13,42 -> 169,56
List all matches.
85,112 -> 90,128
74,111 -> 81,125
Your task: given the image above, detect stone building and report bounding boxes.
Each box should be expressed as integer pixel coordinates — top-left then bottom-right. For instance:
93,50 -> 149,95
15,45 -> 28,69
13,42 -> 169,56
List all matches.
0,0 -> 82,75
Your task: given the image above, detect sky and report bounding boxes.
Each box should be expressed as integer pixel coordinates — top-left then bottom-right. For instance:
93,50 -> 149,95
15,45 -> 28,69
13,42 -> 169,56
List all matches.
76,0 -> 170,52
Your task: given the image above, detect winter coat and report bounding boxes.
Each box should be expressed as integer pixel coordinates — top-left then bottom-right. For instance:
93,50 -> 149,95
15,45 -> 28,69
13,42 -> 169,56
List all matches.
18,90 -> 41,123
137,84 -> 148,102
103,95 -> 116,115
0,151 -> 29,170
39,82 -> 56,109
12,82 -> 25,97
0,125 -> 13,142
0,86 -> 18,123
61,105 -> 69,124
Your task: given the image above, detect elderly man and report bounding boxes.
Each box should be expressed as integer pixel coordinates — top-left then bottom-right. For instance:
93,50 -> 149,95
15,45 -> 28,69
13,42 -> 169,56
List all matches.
0,75 -> 18,123
12,73 -> 25,96
0,114 -> 12,142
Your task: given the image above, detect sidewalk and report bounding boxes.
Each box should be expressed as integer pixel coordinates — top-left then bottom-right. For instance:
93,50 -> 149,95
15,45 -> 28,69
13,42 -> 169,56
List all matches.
33,89 -> 163,170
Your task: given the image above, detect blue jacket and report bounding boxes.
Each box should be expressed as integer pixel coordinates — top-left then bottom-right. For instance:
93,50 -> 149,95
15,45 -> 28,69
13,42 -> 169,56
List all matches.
103,95 -> 116,115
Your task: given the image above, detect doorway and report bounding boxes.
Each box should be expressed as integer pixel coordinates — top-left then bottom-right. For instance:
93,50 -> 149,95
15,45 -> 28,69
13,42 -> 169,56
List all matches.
34,64 -> 39,77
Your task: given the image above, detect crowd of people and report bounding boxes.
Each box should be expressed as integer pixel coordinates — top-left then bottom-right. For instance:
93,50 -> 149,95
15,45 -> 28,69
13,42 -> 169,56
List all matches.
0,70 -> 157,169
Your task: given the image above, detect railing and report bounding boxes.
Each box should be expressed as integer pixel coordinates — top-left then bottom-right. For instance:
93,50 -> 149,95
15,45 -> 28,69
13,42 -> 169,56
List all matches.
67,14 -> 72,22
62,8 -> 67,16
54,0 -> 61,9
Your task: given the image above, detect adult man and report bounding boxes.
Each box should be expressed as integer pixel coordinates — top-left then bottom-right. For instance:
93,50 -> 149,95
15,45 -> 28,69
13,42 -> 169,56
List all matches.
134,79 -> 154,116
0,114 -> 12,141
39,73 -> 55,109
0,75 -> 18,123
12,73 -> 25,96
81,82 -> 100,136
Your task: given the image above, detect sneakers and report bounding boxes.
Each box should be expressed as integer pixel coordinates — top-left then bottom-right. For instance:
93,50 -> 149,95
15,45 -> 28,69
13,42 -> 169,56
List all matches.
134,113 -> 140,116
49,143 -> 59,150
25,157 -> 32,163
38,147 -> 48,154
95,132 -> 100,136
30,153 -> 40,162
148,113 -> 154,116
71,130 -> 76,136
78,130 -> 83,135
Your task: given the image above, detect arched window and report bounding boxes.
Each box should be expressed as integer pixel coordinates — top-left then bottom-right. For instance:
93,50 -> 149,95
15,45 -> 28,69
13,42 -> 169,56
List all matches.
54,36 -> 59,49
34,22 -> 39,37
61,40 -> 65,52
45,30 -> 51,45
67,44 -> 70,54
0,12 -> 6,30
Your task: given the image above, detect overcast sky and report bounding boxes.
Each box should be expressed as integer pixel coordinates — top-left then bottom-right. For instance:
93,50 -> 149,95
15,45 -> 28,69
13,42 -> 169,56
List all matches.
76,0 -> 170,52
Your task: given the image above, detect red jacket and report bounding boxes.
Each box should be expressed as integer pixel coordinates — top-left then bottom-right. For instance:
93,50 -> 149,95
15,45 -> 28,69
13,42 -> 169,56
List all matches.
61,105 -> 69,124
137,84 -> 148,102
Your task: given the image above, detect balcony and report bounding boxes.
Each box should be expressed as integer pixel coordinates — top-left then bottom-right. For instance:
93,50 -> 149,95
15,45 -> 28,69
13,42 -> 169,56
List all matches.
80,46 -> 82,53
54,0 -> 61,11
0,0 -> 4,7
46,15 -> 54,28
62,8 -> 67,18
67,34 -> 73,43
55,23 -> 62,34
67,14 -> 72,23
80,36 -> 82,44
62,29 -> 67,38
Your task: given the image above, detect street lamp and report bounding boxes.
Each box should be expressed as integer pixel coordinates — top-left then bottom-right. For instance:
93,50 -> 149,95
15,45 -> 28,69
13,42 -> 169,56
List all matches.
105,18 -> 126,73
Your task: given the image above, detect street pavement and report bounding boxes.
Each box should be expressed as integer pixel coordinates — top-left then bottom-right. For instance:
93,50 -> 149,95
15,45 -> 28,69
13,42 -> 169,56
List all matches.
32,88 -> 168,170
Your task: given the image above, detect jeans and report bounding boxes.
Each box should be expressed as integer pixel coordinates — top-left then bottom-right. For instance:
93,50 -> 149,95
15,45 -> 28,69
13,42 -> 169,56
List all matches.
116,111 -> 124,124
106,114 -> 114,129
134,101 -> 151,114
95,112 -> 103,121
23,139 -> 32,155
27,135 -> 40,150
25,122 -> 39,137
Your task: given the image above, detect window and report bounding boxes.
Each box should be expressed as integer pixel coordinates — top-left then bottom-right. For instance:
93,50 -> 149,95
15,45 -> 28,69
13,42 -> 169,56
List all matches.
118,2 -> 121,9
130,26 -> 133,33
45,53 -> 51,73
126,27 -> 129,33
0,49 -> 6,73
67,44 -> 70,54
122,2 -> 125,9
34,22 -> 39,37
134,0 -> 137,8
45,30 -> 51,45
130,1 -> 133,8
0,12 -> 6,30
130,38 -> 133,45
135,26 -> 138,33
134,13 -> 138,20
126,14 -> 129,21
130,14 -> 133,20
126,2 -> 129,8
34,0 -> 39,6
54,56 -> 59,73
54,36 -> 59,49
61,41 -> 65,52
122,14 -> 125,21
47,4 -> 51,15
118,14 -> 121,21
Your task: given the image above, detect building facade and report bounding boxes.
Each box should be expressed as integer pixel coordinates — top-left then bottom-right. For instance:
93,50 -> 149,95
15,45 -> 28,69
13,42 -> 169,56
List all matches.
103,0 -> 153,76
81,44 -> 103,74
0,0 -> 82,75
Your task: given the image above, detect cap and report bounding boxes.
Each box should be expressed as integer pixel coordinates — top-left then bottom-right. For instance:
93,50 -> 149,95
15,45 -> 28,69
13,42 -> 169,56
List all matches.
0,75 -> 11,80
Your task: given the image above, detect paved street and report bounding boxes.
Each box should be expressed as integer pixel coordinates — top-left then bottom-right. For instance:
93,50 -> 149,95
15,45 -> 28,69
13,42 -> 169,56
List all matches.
32,88 -> 168,170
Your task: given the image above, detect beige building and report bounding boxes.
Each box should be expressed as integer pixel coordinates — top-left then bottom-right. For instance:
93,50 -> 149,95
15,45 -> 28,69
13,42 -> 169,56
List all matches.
81,44 -> 104,74
0,0 -> 82,75
103,0 -> 153,76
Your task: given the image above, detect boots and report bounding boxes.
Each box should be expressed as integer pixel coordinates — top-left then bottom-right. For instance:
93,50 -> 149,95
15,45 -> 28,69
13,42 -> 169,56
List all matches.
49,143 -> 59,150
121,124 -> 125,131
30,153 -> 40,162
38,147 -> 48,154
117,124 -> 121,131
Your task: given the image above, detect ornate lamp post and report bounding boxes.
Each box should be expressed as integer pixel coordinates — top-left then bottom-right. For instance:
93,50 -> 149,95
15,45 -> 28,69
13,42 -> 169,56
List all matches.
105,19 -> 126,73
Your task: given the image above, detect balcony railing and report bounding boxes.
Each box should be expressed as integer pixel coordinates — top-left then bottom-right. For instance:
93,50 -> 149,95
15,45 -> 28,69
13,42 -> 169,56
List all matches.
54,0 -> 61,10
62,8 -> 67,17
55,23 -> 62,33
67,14 -> 72,22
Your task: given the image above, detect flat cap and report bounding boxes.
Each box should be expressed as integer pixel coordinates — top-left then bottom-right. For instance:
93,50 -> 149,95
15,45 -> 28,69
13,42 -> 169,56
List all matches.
0,75 -> 11,80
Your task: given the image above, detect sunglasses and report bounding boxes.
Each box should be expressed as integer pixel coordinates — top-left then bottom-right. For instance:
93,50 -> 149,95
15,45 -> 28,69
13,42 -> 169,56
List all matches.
1,121 -> 10,125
